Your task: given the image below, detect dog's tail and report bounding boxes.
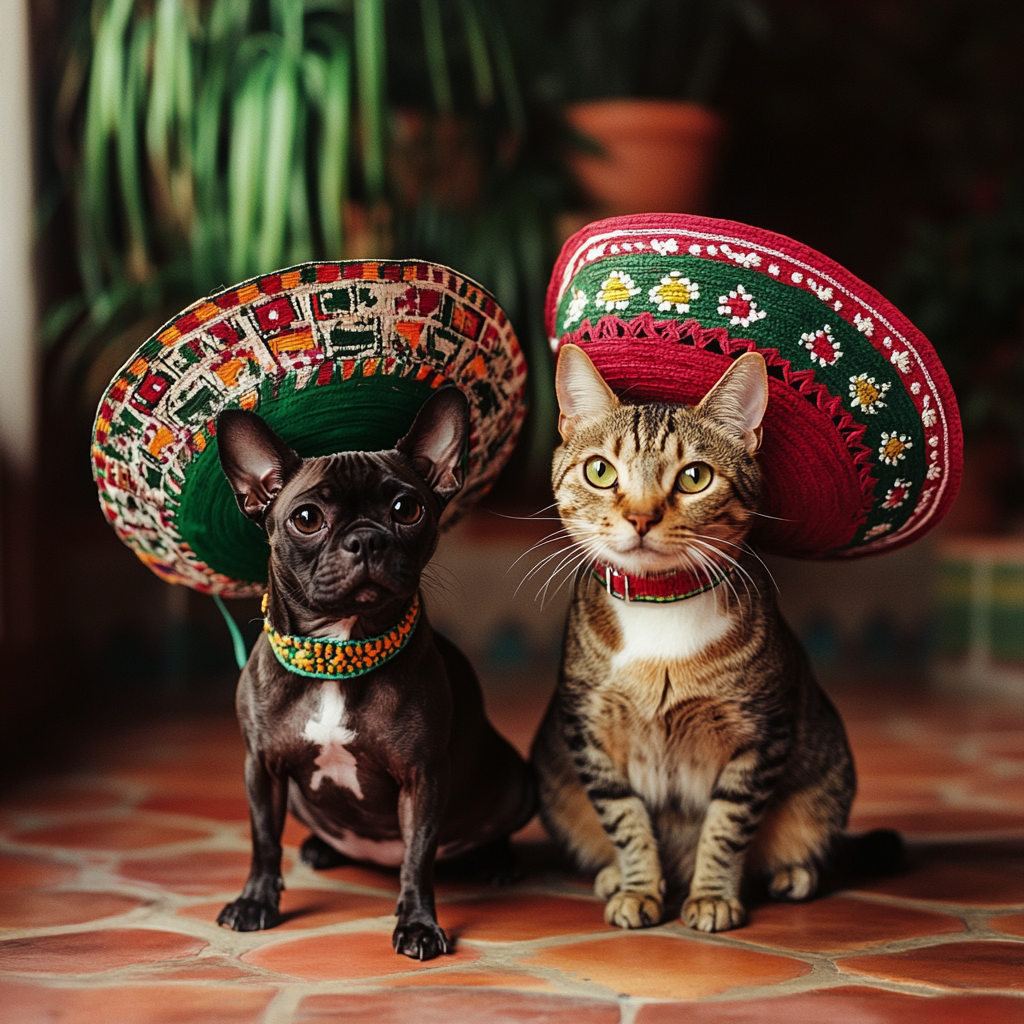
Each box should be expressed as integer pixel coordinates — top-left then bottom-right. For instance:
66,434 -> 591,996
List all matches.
833,828 -> 906,880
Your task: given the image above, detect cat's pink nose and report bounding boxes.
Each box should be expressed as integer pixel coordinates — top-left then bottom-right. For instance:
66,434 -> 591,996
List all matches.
625,511 -> 662,536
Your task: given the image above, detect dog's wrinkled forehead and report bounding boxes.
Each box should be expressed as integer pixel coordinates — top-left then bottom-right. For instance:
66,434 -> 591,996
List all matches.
271,450 -> 428,518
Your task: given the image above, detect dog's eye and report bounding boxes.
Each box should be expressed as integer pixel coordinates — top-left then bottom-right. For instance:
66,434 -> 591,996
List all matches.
291,505 -> 325,534
391,496 -> 422,525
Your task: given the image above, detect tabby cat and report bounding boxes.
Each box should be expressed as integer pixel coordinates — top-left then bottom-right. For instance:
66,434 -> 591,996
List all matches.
531,344 -> 857,933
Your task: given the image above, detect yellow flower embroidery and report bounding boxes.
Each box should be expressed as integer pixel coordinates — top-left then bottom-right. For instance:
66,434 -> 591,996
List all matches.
595,271 -> 640,312
879,431 -> 913,466
648,272 -> 699,313
849,373 -> 890,415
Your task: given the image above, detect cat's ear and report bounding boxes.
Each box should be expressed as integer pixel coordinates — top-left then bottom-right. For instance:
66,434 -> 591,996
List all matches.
217,410 -> 302,524
555,344 -> 619,440
697,352 -> 769,454
396,387 -> 469,504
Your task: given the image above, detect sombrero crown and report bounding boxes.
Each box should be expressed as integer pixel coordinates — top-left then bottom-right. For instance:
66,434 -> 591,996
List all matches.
93,260 -> 527,597
546,214 -> 962,558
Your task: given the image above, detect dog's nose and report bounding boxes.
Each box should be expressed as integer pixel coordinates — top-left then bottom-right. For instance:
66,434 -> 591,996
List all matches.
342,527 -> 388,557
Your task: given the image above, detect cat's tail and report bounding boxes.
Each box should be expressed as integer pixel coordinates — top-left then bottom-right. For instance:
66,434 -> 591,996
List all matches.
832,829 -> 907,880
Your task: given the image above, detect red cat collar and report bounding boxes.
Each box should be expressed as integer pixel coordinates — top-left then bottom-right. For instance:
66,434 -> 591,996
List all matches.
591,561 -> 730,603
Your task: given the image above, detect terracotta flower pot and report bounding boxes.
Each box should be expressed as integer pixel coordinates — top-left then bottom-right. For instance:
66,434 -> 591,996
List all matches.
565,99 -> 725,216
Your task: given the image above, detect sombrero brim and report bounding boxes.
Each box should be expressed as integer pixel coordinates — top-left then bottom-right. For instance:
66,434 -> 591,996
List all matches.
546,214 -> 962,559
93,260 -> 527,596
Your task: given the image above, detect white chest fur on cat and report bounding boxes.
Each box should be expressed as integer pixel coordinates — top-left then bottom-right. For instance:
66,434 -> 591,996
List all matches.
608,588 -> 736,668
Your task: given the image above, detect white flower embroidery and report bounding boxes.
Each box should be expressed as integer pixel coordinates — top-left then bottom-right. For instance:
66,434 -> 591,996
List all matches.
719,244 -> 762,268
689,244 -> 702,255
883,336 -> 893,348
586,243 -> 607,261
864,522 -> 892,540
807,278 -> 834,303
802,325 -> 842,366
768,264 -> 781,276
879,431 -> 913,466
882,478 -> 911,509
717,284 -> 766,328
911,382 -> 922,394
921,395 -> 937,427
890,350 -> 911,374
707,245 -> 718,255
649,272 -> 699,313
927,461 -> 942,480
849,373 -> 890,414
595,270 -> 640,312
834,300 -> 843,311
650,238 -> 679,255
563,287 -> 588,328
854,313 -> 875,337
791,272 -> 803,283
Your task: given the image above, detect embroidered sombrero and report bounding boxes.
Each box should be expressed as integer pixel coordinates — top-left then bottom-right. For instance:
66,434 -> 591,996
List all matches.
93,261 -> 527,597
546,214 -> 962,558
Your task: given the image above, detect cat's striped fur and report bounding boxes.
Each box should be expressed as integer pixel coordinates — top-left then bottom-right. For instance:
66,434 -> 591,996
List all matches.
531,346 -> 856,933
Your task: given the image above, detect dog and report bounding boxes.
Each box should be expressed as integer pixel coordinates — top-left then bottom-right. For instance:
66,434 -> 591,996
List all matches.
214,387 -> 536,960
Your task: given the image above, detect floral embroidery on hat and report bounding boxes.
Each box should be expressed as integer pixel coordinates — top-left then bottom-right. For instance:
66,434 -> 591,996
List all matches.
882,478 -> 911,509
849,373 -> 890,415
649,272 -> 699,313
921,395 -> 937,427
650,238 -> 679,255
879,431 -> 913,466
717,284 -> 766,328
890,349 -> 911,374
854,313 -> 875,336
563,287 -> 588,328
864,522 -> 892,540
802,325 -> 842,366
595,270 -> 641,312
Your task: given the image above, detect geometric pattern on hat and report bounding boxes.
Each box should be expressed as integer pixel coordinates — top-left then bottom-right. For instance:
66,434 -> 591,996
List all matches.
93,260 -> 527,596
546,214 -> 962,559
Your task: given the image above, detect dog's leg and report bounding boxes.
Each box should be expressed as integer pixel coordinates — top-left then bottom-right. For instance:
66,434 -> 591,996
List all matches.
218,752 -> 287,931
392,765 -> 450,960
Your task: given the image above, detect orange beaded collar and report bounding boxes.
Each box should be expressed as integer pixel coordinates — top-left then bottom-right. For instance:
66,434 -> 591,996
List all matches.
262,593 -> 420,679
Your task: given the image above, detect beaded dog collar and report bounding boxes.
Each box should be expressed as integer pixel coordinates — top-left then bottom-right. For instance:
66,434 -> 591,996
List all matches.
591,561 -> 730,603
262,593 -> 421,679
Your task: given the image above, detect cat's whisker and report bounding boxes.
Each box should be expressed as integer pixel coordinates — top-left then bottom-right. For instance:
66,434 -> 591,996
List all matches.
688,539 -> 757,608
505,529 -> 575,576
548,550 -> 596,603
516,543 -> 580,594
535,545 -> 591,606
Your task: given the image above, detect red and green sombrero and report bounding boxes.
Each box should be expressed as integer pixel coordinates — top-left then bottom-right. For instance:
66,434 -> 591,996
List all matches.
93,260 -> 527,597
546,214 -> 962,558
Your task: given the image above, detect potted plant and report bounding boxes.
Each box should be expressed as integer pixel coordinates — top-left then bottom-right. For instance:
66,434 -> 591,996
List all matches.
541,0 -> 767,216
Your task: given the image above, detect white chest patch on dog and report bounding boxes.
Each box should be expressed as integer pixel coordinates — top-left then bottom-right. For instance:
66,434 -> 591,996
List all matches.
302,681 -> 363,799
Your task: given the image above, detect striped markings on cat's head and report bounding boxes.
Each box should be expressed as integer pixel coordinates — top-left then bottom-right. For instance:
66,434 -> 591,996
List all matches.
553,345 -> 769,579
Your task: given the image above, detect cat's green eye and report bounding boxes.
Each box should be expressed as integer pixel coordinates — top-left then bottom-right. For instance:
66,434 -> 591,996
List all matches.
676,462 -> 713,494
584,457 -> 618,489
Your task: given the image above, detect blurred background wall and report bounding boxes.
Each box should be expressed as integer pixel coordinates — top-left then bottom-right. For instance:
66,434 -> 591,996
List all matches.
3,0 -> 1022,763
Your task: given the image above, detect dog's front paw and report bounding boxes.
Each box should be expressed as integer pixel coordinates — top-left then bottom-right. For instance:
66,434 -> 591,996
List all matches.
217,898 -> 280,931
392,919 -> 450,960
683,895 -> 746,933
604,889 -> 662,929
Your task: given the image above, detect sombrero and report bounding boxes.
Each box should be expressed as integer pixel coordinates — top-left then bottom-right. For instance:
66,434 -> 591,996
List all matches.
546,214 -> 962,558
93,260 -> 527,597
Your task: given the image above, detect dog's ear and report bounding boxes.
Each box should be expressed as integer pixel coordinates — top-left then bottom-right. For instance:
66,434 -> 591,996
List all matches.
396,388 -> 469,504
217,410 -> 302,523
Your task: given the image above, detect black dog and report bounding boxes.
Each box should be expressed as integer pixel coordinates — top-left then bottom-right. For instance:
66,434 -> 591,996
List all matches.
215,388 -> 536,959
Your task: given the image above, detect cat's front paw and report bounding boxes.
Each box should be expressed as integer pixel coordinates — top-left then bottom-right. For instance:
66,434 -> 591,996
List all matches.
217,897 -> 280,931
683,895 -> 746,933
768,864 -> 818,901
594,864 -> 622,900
605,890 -> 663,929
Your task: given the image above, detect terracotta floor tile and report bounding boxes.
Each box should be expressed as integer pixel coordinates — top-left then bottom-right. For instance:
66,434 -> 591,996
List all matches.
0,782 -> 122,817
137,795 -> 250,821
178,888 -> 396,929
0,853 -> 76,890
293,989 -> 619,1023
314,862 -> 401,893
522,933 -> 810,1000
854,851 -> 1024,906
240,929 -> 481,981
0,981 -> 275,1024
635,986 -> 1024,1023
127,957 -> 263,982
839,940 -> 1024,991
990,913 -> 1024,938
384,968 -> 556,991
106,765 -> 243,799
118,850 -> 292,895
848,807 -> 1024,835
13,817 -> 209,852
438,893 -> 606,942
280,813 -> 311,848
0,890 -> 148,929
969,776 -> 1024,804
0,928 -> 206,975
732,895 -> 963,953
